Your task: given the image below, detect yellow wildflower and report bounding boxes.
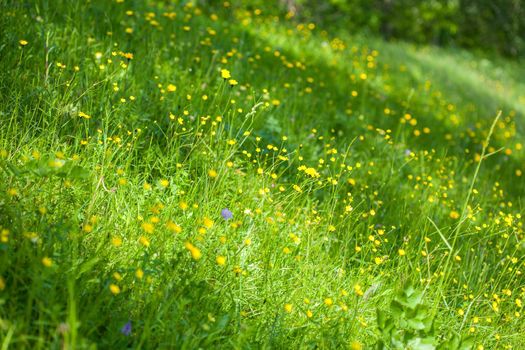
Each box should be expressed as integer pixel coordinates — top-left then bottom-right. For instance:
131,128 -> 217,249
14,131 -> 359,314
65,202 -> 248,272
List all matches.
78,111 -> 91,119
109,284 -> 120,295
42,257 -> 53,267
185,242 -> 202,260
141,222 -> 155,234
284,303 -> 293,313
216,255 -> 226,266
220,69 -> 231,79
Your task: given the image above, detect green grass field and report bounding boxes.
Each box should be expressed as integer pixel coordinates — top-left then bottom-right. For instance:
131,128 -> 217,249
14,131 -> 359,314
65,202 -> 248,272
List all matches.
1,1 -> 524,349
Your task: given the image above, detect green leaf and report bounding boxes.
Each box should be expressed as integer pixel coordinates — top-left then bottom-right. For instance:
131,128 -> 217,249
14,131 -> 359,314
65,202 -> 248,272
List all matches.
76,257 -> 100,277
438,334 -> 460,349
407,337 -> 437,350
377,309 -> 388,330
405,289 -> 423,309
407,318 -> 426,330
391,300 -> 404,317
5,162 -> 24,176
459,335 -> 475,350
68,165 -> 90,180
404,285 -> 416,298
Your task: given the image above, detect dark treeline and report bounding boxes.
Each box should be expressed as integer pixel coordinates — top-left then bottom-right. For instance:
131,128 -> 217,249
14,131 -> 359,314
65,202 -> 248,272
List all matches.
271,0 -> 524,58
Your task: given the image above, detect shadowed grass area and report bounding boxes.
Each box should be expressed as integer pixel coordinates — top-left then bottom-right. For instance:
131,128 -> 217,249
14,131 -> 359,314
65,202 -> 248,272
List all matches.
1,0 -> 524,349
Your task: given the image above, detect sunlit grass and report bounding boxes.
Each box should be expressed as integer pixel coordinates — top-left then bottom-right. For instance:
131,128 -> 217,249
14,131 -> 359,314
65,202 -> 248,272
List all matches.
0,1 -> 524,348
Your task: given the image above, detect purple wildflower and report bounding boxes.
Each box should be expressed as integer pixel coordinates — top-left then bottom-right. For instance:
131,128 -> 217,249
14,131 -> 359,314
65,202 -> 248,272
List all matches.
121,321 -> 132,336
221,208 -> 233,220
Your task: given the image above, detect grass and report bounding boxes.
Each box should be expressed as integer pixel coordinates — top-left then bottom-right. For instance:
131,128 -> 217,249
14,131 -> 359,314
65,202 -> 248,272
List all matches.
1,0 -> 524,348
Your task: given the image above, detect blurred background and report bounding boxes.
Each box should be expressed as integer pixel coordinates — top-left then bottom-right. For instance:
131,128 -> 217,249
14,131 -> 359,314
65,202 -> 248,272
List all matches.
243,0 -> 525,58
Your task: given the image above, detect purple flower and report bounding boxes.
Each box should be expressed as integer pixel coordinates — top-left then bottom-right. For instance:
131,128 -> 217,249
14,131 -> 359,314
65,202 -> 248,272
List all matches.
121,321 -> 132,336
221,208 -> 233,220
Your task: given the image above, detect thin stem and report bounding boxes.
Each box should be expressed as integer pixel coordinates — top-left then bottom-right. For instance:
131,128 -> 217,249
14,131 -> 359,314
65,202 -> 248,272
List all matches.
433,110 -> 502,313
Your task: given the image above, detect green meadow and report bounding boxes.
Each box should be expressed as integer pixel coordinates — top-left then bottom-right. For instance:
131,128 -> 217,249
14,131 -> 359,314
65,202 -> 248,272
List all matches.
1,1 -> 524,348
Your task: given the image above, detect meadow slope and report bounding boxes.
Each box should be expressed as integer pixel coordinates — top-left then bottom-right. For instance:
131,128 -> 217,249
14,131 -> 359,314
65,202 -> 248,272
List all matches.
1,1 -> 524,349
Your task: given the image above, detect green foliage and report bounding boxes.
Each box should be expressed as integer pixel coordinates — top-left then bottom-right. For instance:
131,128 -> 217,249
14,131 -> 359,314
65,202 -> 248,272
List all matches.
291,0 -> 525,58
376,285 -> 475,350
2,155 -> 90,181
0,0 -> 524,348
